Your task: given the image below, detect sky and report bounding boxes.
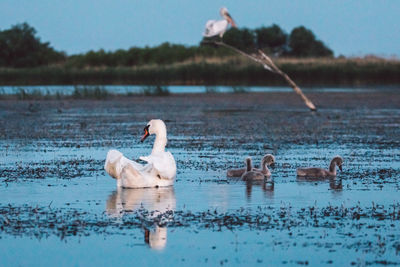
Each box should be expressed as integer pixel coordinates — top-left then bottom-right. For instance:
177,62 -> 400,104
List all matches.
1,0 -> 399,57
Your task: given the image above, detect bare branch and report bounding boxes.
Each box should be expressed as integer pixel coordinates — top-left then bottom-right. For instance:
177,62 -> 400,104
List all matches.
205,40 -> 317,111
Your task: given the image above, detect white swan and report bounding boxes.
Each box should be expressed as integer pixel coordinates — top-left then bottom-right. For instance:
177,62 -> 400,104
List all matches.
104,119 -> 176,188
203,7 -> 237,38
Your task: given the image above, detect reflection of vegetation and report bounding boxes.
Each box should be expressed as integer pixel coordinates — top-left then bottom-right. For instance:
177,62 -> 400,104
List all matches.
205,86 -> 218,93
141,85 -> 170,96
230,86 -> 249,93
0,86 -> 172,100
72,86 -> 109,99
16,88 -> 48,100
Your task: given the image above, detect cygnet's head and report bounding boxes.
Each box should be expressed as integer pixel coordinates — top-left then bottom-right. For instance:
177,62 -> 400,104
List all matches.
245,157 -> 253,171
140,119 -> 167,142
332,156 -> 343,171
262,154 -> 275,167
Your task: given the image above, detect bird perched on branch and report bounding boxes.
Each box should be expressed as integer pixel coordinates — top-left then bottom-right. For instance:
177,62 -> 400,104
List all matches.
203,7 -> 237,38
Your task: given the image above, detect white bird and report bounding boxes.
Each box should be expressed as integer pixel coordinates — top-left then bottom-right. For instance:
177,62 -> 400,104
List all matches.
104,119 -> 177,188
203,7 -> 237,38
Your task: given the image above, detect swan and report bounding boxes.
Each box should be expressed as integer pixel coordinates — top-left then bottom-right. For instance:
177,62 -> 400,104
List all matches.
203,7 -> 237,38
296,156 -> 343,178
227,154 -> 275,177
104,119 -> 176,188
241,157 -> 266,181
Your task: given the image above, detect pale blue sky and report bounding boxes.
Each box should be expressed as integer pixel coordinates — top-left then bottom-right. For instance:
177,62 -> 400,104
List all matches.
1,0 -> 399,57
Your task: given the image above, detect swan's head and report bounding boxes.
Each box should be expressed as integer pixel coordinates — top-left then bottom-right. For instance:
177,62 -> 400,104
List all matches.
219,7 -> 237,28
140,119 -> 167,142
332,156 -> 343,171
262,154 -> 275,167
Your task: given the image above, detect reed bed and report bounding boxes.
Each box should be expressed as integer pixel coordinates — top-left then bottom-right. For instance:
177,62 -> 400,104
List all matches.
0,57 -> 399,86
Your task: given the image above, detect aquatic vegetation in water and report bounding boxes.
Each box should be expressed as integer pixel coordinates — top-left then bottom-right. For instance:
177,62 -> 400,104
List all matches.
0,159 -> 102,182
72,86 -> 109,99
140,85 -> 170,96
1,203 -> 400,239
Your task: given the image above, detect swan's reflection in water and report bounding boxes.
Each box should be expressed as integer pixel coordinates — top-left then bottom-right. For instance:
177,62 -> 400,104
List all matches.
245,179 -> 274,200
106,187 -> 176,250
296,176 -> 343,191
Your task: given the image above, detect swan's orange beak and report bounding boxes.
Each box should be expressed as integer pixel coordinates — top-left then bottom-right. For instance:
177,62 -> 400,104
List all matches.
141,126 -> 150,142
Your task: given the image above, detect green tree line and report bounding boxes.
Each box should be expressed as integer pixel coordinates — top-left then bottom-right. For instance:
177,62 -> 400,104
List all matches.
0,23 -> 333,68
222,24 -> 333,57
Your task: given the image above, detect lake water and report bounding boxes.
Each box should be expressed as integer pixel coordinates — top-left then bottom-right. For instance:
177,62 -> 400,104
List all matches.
0,88 -> 400,266
0,84 -> 398,95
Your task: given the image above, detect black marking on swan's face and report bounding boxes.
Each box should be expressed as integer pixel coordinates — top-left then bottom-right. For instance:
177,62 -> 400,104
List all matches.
140,124 -> 150,142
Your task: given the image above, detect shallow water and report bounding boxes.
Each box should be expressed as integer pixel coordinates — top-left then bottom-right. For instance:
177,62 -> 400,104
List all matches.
1,89 -> 400,266
0,84 -> 397,95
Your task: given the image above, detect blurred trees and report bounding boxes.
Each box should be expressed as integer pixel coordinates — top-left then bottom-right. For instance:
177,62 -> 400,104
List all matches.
67,42 -> 233,68
0,23 -> 65,67
220,24 -> 332,57
288,26 -> 333,57
0,23 -> 334,69
223,28 -> 256,52
255,24 -> 287,54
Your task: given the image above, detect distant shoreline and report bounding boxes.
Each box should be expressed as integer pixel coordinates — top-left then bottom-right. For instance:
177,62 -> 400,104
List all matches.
1,57 -> 399,86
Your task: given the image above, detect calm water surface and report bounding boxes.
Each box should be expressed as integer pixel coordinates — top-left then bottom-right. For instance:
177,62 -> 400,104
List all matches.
1,88 -> 400,266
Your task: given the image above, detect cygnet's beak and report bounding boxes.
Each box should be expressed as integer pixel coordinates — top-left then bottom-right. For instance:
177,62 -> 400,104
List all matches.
141,126 -> 150,142
338,164 -> 343,171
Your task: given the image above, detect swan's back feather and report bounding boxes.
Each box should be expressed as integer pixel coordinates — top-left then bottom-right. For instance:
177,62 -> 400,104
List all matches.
104,150 -> 123,179
140,151 -> 176,180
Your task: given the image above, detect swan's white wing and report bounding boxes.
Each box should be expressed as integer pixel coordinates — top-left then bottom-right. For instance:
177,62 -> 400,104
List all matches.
105,149 -> 145,179
140,152 -> 176,180
203,19 -> 228,37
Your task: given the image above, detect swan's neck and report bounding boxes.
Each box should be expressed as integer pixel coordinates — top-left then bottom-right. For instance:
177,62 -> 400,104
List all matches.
246,158 -> 252,171
152,132 -> 167,154
262,163 -> 271,176
329,160 -> 336,175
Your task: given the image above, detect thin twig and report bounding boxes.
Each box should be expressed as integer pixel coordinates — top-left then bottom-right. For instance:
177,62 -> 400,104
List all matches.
258,50 -> 317,111
202,40 -> 275,72
205,40 -> 317,111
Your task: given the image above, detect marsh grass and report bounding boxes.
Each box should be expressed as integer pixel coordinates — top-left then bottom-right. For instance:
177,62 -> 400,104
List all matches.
0,57 -> 399,86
